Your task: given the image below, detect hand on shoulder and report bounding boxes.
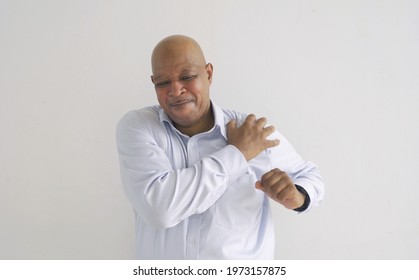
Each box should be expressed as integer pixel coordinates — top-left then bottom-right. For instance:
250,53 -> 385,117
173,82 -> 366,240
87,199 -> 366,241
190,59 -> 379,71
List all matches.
226,114 -> 279,161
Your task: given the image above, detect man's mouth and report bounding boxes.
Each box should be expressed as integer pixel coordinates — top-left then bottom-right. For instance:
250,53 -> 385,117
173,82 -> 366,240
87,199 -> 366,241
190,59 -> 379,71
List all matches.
170,99 -> 193,107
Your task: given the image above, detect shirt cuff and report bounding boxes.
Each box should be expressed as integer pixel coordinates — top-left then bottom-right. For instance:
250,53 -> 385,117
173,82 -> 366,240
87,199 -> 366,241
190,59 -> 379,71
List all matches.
293,184 -> 311,212
211,144 -> 248,182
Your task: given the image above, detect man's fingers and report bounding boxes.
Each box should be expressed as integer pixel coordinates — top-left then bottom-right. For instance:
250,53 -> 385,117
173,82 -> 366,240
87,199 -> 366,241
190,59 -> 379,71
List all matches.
265,139 -> 280,149
255,181 -> 264,191
227,119 -> 237,129
263,125 -> 275,136
275,185 -> 294,202
262,125 -> 279,148
255,117 -> 267,128
260,169 -> 287,191
244,114 -> 256,124
261,168 -> 280,181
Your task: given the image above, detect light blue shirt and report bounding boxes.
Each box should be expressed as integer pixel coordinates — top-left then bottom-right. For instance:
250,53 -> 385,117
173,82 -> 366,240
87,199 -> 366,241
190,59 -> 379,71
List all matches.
116,102 -> 325,259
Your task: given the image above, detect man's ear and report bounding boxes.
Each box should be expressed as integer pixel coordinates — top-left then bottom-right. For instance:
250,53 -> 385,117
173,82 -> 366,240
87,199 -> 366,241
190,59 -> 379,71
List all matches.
205,63 -> 213,83
150,75 -> 155,84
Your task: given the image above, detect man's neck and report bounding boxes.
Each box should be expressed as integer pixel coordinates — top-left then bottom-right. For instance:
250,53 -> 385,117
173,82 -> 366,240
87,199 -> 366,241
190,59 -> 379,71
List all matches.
175,106 -> 215,137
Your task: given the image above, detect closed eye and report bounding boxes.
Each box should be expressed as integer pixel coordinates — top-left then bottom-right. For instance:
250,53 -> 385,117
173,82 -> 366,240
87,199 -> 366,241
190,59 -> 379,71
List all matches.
153,74 -> 198,88
154,80 -> 170,88
181,74 -> 198,81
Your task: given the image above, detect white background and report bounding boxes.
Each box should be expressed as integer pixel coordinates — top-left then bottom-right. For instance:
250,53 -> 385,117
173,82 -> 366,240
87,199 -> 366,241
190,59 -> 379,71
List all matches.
1,0 -> 418,259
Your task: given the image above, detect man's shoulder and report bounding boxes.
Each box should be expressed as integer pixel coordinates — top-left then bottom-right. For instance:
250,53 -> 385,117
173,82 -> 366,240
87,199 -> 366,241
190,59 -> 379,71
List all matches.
119,105 -> 161,123
117,105 -> 163,131
116,105 -> 170,145
219,107 -> 248,125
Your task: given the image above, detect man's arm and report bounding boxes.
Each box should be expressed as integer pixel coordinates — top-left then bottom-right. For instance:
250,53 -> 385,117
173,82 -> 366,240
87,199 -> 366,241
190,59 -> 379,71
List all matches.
116,111 -> 279,229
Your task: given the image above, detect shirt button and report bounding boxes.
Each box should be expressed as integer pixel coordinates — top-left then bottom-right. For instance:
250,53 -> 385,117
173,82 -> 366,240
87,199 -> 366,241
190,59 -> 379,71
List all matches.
190,238 -> 196,245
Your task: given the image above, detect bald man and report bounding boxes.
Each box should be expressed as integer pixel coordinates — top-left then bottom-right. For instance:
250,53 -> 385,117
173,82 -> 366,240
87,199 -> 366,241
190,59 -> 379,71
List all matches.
116,35 -> 325,259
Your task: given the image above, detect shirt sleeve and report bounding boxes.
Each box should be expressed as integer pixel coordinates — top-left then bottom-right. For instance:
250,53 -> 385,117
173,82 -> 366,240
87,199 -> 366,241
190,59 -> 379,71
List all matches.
267,130 -> 325,212
116,110 -> 249,229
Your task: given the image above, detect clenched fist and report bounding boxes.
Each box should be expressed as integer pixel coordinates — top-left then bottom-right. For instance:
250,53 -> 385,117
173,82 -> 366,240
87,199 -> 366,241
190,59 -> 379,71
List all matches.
255,168 -> 306,210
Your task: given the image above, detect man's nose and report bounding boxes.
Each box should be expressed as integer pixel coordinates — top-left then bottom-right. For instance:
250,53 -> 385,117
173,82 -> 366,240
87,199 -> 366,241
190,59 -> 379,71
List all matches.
169,80 -> 184,97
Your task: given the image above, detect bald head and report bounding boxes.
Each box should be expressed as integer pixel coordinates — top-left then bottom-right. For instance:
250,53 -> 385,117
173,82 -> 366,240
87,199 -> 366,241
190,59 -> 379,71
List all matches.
151,35 -> 207,76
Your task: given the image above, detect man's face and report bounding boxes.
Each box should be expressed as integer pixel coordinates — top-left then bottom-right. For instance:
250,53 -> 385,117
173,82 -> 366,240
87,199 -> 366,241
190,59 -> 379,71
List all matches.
151,50 -> 213,132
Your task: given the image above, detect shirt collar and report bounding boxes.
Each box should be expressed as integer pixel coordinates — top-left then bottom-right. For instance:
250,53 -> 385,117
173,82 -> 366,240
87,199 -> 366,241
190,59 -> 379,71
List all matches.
212,102 -> 228,139
159,107 -> 173,125
158,101 -> 228,140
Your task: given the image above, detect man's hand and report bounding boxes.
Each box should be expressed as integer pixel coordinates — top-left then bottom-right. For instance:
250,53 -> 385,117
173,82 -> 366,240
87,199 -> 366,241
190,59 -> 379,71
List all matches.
227,114 -> 279,161
255,168 -> 305,210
